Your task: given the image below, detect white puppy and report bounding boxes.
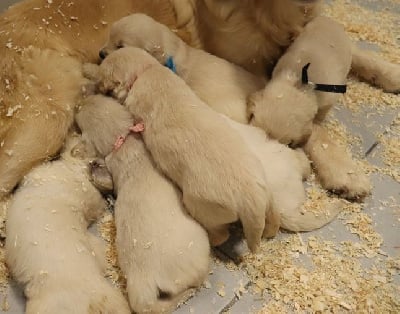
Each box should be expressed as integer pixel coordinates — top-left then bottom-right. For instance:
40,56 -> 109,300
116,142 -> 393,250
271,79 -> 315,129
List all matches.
224,118 -> 343,232
248,16 -> 352,145
99,13 -> 265,124
5,133 -> 130,314
76,95 -> 210,313
96,47 -> 281,253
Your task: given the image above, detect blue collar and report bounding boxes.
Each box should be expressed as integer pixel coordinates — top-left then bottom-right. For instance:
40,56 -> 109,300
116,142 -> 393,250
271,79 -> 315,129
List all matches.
165,56 -> 177,73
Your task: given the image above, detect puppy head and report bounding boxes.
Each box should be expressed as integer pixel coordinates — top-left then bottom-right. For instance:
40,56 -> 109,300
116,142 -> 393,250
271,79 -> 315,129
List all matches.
98,47 -> 159,102
99,14 -> 179,65
249,71 -> 318,146
75,94 -> 134,157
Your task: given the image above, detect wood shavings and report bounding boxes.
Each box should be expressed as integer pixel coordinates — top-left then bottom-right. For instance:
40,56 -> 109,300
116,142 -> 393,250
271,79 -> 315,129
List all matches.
0,198 -> 10,290
97,208 -> 126,291
217,282 -> 226,297
250,235 -> 400,313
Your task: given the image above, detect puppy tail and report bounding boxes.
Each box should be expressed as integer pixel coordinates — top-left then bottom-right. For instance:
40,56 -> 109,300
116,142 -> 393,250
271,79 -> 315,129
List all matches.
127,276 -> 193,313
351,45 -> 400,93
280,198 -> 344,232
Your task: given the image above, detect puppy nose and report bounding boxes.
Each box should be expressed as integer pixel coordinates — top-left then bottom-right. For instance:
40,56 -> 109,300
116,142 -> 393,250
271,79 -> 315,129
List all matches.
99,50 -> 107,60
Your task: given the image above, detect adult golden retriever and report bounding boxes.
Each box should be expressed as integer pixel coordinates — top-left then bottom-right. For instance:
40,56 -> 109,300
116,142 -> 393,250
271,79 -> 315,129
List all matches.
0,0 -> 398,199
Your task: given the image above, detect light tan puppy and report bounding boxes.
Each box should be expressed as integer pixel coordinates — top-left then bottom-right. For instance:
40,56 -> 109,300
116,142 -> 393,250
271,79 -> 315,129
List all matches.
76,95 -> 210,313
249,16 -> 352,138
223,117 -> 343,231
247,16 -> 371,199
97,47 -> 280,252
99,13 -> 265,123
5,132 -> 130,314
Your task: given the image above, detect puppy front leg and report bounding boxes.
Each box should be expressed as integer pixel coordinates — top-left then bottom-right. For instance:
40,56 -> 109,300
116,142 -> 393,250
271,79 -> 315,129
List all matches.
303,124 -> 371,200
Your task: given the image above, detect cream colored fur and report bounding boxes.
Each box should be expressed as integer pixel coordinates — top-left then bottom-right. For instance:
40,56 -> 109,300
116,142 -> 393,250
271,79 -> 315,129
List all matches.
100,13 -> 265,123
248,71 -> 318,146
247,16 -> 371,198
249,16 -> 351,146
76,95 -> 210,313
0,0 -> 181,199
1,0 -> 398,200
97,47 -> 280,252
223,117 -> 343,232
304,124 -> 371,200
5,132 -> 130,314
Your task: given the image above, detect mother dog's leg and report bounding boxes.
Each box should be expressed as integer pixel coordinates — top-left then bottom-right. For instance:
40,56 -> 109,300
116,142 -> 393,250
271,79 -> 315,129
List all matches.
0,48 -> 85,198
303,124 -> 371,200
351,46 -> 400,93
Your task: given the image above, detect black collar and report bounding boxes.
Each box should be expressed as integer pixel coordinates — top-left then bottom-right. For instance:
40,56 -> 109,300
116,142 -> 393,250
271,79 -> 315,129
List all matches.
302,63 -> 347,94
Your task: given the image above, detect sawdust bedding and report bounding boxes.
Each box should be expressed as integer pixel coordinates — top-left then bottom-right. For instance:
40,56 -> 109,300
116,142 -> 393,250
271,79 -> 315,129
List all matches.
0,0 -> 399,312
251,1 -> 400,312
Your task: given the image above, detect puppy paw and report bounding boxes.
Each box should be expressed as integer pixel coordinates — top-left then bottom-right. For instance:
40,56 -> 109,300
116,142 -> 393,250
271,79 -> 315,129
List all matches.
319,165 -> 371,200
377,62 -> 400,93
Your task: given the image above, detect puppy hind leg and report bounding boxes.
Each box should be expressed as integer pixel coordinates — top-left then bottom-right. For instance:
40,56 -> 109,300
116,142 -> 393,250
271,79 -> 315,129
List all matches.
182,194 -> 237,247
351,46 -> 400,93
304,124 -> 371,200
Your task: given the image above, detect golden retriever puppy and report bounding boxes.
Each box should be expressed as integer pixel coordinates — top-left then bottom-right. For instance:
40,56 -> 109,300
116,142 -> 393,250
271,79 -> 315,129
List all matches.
247,71 -> 318,146
97,47 -> 280,252
99,13 -> 265,123
248,16 -> 351,145
5,132 -> 130,314
223,117 -> 343,232
0,0 -> 181,200
246,16 -> 371,199
76,95 -> 210,313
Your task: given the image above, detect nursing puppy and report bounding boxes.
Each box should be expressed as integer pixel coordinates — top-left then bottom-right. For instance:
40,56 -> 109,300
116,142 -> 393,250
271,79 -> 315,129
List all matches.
5,132 -> 130,314
99,13 -> 265,123
97,47 -> 280,252
248,16 -> 352,145
224,117 -> 343,232
76,95 -> 210,313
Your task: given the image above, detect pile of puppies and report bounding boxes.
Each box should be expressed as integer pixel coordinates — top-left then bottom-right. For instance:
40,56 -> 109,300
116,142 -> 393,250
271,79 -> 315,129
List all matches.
5,12 -> 389,314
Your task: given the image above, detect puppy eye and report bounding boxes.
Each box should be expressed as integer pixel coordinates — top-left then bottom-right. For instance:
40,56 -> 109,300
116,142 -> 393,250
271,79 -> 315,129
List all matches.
116,42 -> 124,49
